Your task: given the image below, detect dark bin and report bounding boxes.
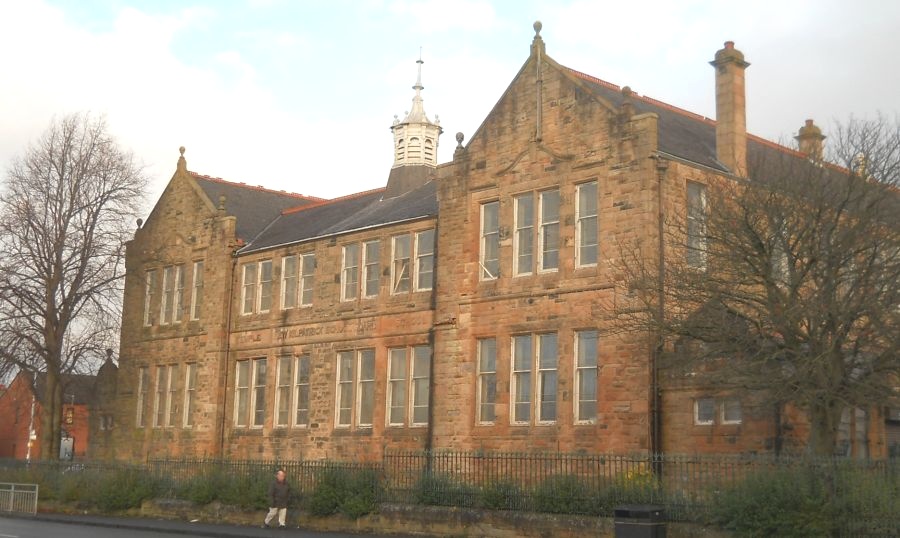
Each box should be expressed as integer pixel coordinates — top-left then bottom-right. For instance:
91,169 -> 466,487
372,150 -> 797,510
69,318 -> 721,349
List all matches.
614,504 -> 666,538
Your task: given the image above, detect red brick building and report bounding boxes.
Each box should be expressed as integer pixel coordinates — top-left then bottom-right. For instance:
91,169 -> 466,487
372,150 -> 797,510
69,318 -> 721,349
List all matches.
92,24 -> 893,462
0,371 -> 94,460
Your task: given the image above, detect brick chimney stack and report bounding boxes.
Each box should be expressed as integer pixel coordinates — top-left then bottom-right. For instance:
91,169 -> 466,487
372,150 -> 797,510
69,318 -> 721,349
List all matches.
795,119 -> 826,161
710,41 -> 750,175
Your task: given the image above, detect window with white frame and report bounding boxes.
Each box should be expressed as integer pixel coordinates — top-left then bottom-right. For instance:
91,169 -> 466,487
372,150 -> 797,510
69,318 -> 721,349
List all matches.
514,194 -> 534,276
341,244 -> 360,301
694,397 -> 715,425
234,360 -> 250,427
411,346 -> 430,425
387,345 -> 430,426
686,181 -> 707,269
233,358 -> 270,428
480,201 -> 500,280
415,230 -> 434,291
513,190 -> 560,274
136,366 -> 149,427
575,330 -> 598,423
722,398 -> 742,424
294,355 -> 310,426
160,265 -> 184,325
336,352 -> 353,426
511,333 -> 557,424
300,254 -> 315,306
153,364 -> 175,428
143,270 -> 158,326
576,181 -> 599,267
357,350 -> 375,427
241,261 -> 273,314
387,348 -> 407,426
363,241 -> 380,298
770,219 -> 789,285
335,350 -> 375,428
251,358 -> 267,427
282,253 -> 315,309
190,261 -> 204,320
476,338 -> 497,424
281,256 -> 298,309
183,363 -> 197,428
539,190 -> 560,271
275,356 -> 292,427
392,235 -> 411,294
167,364 -> 180,426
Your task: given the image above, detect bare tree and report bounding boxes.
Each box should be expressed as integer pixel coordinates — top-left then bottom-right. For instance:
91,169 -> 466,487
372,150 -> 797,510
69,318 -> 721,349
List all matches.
0,113 -> 147,459
610,116 -> 900,456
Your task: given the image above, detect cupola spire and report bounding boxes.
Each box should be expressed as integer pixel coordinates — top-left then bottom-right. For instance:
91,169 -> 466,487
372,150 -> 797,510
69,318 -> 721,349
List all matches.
391,53 -> 442,170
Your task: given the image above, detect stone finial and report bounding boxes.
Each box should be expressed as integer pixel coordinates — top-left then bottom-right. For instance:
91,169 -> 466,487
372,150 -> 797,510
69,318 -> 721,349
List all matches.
454,132 -> 466,158
177,146 -> 187,173
218,195 -> 227,214
531,20 -> 545,55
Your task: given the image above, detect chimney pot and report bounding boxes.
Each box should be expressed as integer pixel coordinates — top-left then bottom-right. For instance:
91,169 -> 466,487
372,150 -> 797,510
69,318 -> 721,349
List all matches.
710,41 -> 750,175
796,118 -> 825,161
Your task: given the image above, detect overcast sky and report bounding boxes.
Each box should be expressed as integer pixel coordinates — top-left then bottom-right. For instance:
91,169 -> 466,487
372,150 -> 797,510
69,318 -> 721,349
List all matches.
2,0 -> 899,210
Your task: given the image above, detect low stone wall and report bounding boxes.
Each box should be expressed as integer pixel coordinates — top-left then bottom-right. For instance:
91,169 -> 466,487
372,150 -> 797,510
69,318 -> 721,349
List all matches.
136,500 -> 729,537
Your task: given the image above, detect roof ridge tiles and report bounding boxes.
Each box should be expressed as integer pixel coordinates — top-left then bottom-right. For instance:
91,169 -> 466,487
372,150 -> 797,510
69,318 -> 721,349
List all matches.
188,171 -> 326,201
282,187 -> 387,215
565,67 -> 716,125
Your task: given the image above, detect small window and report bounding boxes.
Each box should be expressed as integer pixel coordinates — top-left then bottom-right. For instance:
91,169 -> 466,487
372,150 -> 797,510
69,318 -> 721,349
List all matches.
477,338 -> 497,424
686,181 -> 708,269
576,181 -> 599,267
364,241 -> 380,298
480,202 -> 500,280
722,398 -> 742,424
539,190 -> 560,272
190,261 -> 204,320
575,330 -> 598,423
342,245 -> 360,301
294,355 -> 311,426
694,398 -> 715,425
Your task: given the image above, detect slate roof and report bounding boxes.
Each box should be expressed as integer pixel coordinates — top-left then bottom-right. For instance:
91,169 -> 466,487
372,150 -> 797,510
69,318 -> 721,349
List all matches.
567,67 -> 808,177
240,179 -> 439,254
192,174 -> 323,241
185,61 -> 810,256
33,373 -> 97,405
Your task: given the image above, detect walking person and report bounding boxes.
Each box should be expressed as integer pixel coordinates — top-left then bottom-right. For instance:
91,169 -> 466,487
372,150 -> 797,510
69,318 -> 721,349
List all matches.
262,468 -> 291,528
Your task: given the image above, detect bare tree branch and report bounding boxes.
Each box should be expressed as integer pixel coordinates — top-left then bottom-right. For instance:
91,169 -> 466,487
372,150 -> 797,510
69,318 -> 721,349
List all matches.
0,113 -> 147,459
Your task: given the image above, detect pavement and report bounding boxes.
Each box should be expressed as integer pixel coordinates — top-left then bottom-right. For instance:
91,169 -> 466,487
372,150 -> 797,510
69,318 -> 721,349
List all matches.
3,512 -> 399,538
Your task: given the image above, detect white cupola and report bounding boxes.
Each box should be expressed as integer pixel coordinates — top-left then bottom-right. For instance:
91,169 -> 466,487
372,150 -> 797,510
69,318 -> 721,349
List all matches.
390,56 -> 442,169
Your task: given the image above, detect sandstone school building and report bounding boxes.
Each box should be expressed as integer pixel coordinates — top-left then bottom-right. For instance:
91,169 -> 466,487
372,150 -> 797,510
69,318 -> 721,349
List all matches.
91,24 -> 896,462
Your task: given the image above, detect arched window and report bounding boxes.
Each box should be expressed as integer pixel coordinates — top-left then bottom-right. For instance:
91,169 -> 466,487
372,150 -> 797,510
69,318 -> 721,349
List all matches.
396,138 -> 405,161
424,139 -> 434,161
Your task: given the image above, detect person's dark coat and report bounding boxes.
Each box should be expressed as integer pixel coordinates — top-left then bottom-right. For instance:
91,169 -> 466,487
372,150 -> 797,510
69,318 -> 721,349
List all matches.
268,478 -> 290,509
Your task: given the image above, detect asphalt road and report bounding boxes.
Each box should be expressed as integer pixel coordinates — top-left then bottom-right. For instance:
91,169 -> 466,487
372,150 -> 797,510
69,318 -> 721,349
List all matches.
0,515 -> 407,538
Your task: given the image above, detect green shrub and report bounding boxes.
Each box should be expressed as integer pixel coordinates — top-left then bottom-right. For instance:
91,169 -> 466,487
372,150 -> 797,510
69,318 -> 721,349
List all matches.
176,472 -> 226,505
533,474 -> 599,515
478,480 -> 523,511
710,466 -> 834,537
414,473 -> 476,508
308,467 -> 379,518
83,467 -> 163,511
